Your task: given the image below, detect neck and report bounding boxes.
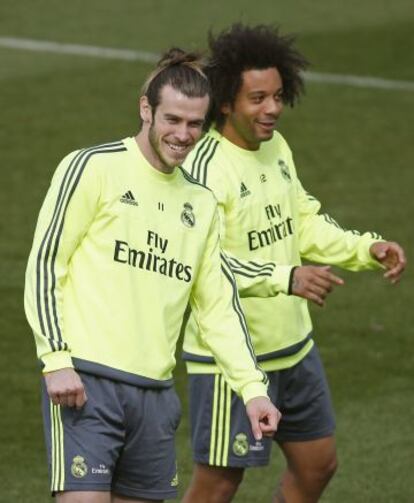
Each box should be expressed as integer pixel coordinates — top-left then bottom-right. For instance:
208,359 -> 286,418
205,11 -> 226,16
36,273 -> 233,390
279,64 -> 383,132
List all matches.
220,121 -> 260,151
135,131 -> 175,174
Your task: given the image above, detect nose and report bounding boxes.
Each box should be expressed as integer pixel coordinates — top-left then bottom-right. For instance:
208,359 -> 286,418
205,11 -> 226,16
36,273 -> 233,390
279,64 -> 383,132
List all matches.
174,124 -> 191,143
265,97 -> 283,117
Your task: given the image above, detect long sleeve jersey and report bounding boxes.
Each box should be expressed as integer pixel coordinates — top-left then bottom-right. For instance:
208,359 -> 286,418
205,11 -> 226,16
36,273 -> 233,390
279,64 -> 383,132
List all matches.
24,137 -> 268,403
182,129 -> 383,373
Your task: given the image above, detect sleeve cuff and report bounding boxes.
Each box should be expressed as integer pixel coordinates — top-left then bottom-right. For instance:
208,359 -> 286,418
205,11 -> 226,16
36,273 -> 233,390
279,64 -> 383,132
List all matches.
41,351 -> 73,373
272,265 -> 295,295
240,382 -> 269,405
360,238 -> 386,270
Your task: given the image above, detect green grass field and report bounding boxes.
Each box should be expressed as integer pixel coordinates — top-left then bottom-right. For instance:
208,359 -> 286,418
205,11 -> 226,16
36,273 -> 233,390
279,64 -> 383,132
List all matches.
1,1 -> 413,501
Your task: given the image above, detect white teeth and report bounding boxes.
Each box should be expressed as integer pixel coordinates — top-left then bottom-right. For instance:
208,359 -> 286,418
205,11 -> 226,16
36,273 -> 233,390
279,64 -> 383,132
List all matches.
166,142 -> 187,152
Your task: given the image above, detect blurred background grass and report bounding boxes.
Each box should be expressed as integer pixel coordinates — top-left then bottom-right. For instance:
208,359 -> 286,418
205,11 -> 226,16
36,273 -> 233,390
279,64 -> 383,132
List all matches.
0,1 -> 413,501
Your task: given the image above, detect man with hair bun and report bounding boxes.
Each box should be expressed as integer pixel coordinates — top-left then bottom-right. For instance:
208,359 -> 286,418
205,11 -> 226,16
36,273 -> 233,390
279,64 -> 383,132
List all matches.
182,24 -> 406,502
24,47 -> 280,502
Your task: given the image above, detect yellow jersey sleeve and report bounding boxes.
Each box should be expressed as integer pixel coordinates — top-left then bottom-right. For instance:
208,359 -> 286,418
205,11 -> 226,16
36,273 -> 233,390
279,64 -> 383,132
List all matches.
24,148 -> 102,373
189,209 -> 269,403
295,177 -> 383,271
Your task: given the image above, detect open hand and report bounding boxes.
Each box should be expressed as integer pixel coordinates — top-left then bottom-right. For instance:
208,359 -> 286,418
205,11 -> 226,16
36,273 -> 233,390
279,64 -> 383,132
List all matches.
291,265 -> 344,307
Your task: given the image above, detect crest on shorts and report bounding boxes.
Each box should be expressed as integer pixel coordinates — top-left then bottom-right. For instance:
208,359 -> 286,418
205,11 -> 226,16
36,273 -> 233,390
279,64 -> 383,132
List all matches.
170,471 -> 179,487
181,202 -> 195,228
232,433 -> 249,457
278,159 -> 291,182
170,461 -> 179,487
71,455 -> 88,478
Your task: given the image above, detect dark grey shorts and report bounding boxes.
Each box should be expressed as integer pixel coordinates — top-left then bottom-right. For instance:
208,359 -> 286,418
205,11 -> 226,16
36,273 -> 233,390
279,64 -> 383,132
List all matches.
41,372 -> 181,499
188,345 -> 335,468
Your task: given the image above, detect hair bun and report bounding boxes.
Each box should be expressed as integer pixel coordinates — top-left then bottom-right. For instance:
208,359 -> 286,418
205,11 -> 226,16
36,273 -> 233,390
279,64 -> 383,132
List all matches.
158,47 -> 205,68
140,46 -> 209,102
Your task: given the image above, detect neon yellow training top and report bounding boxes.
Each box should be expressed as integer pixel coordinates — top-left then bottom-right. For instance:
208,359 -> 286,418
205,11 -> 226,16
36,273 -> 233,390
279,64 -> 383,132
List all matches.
24,137 -> 268,403
182,129 -> 383,373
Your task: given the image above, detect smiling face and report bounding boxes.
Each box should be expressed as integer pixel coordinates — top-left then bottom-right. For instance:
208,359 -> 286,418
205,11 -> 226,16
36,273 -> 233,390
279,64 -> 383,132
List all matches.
139,84 -> 209,173
221,67 -> 284,151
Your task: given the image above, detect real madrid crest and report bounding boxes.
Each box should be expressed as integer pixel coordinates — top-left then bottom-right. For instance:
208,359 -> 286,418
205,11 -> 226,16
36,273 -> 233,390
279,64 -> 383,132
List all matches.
181,202 -> 195,228
170,471 -> 179,487
278,159 -> 291,182
232,433 -> 249,457
71,455 -> 88,478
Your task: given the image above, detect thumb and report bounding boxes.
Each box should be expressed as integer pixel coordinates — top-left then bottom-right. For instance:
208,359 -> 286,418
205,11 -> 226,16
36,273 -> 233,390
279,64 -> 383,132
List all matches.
75,387 -> 87,409
372,243 -> 387,259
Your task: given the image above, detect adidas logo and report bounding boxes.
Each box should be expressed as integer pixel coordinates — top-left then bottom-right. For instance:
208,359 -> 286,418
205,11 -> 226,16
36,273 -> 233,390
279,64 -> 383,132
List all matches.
240,182 -> 251,198
120,190 -> 138,206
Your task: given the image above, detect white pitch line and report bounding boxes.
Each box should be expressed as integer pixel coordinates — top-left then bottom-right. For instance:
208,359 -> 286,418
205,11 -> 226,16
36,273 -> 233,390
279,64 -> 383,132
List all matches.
0,36 -> 159,63
304,71 -> 414,92
1,36 -> 414,92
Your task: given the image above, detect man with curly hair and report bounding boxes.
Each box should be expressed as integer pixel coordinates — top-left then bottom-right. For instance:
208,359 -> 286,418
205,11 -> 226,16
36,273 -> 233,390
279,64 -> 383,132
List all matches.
182,24 -> 406,502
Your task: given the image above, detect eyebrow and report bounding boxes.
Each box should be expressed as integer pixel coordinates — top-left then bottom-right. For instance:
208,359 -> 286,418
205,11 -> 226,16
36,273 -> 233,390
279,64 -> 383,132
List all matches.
163,113 -> 204,124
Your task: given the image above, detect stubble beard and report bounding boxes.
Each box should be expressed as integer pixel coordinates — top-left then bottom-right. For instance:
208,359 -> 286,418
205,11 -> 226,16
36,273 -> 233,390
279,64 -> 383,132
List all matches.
148,122 -> 172,171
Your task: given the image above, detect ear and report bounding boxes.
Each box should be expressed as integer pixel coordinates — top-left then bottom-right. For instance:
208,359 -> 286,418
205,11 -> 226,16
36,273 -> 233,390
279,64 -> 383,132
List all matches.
140,96 -> 153,124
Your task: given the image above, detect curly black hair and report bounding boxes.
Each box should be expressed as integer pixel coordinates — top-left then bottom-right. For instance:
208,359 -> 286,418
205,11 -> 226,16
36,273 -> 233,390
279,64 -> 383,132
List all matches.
207,23 -> 309,128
